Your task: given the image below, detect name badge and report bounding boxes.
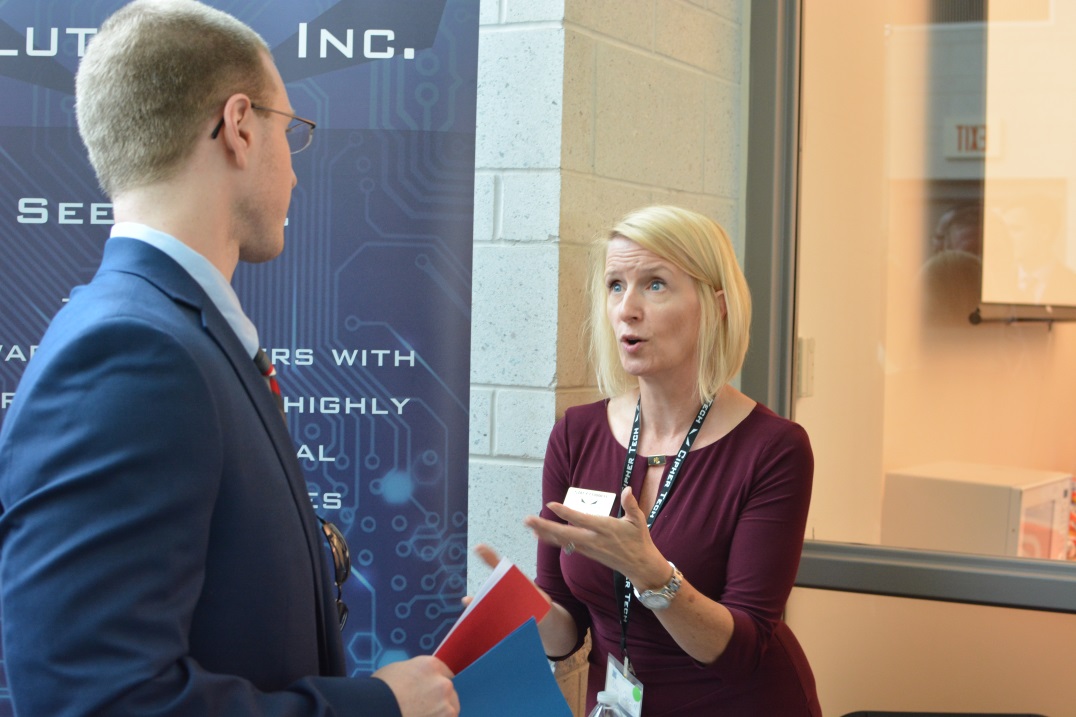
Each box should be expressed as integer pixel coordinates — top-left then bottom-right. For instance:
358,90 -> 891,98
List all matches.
562,487 -> 617,516
604,654 -> 643,717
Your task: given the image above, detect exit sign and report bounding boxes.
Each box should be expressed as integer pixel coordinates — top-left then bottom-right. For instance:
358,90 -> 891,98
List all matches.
944,118 -> 1001,159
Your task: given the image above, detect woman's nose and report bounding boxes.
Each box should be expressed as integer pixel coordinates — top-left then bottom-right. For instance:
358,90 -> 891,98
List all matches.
615,287 -> 642,320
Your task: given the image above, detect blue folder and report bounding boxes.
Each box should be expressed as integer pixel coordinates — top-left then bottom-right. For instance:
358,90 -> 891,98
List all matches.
453,617 -> 573,716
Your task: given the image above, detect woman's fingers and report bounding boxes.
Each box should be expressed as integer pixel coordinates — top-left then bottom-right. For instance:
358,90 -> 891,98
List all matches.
619,486 -> 648,524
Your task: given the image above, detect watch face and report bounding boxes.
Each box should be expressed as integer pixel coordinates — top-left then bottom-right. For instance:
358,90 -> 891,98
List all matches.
639,591 -> 671,610
633,563 -> 680,610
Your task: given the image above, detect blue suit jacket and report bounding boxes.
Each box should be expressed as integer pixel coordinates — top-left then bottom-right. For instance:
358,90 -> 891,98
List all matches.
0,239 -> 401,716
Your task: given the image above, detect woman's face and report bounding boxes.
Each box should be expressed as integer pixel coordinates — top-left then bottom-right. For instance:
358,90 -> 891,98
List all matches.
604,236 -> 702,386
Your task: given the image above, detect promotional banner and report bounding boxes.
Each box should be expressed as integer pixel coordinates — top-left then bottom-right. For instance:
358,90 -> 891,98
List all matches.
0,0 -> 477,710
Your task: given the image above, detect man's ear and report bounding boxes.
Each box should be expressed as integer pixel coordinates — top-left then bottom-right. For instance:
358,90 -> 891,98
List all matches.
715,288 -> 727,319
217,94 -> 255,169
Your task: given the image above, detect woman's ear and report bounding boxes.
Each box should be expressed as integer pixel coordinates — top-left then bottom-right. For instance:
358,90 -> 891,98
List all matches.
715,288 -> 727,319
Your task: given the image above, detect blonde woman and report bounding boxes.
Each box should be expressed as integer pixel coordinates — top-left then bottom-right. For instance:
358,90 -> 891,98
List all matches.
523,205 -> 820,716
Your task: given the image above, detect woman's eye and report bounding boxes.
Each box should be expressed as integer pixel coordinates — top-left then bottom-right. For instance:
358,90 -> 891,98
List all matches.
608,281 -> 623,293
648,280 -> 665,291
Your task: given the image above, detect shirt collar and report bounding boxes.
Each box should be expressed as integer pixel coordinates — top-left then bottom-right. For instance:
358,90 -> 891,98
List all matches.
109,222 -> 260,358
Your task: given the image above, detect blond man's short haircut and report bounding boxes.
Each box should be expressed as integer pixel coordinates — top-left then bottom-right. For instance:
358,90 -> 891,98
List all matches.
75,0 -> 270,197
588,205 -> 752,403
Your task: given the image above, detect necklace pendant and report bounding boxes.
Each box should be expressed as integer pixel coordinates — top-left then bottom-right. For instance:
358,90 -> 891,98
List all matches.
646,454 -> 667,467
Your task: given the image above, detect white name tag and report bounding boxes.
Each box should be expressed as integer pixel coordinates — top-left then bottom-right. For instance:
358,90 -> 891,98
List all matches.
605,654 -> 643,717
562,487 -> 617,516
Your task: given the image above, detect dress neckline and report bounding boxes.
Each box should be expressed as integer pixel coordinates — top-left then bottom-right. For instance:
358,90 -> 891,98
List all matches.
602,398 -> 762,454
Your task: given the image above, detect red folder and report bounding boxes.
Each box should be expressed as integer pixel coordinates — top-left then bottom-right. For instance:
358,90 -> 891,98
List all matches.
434,558 -> 551,674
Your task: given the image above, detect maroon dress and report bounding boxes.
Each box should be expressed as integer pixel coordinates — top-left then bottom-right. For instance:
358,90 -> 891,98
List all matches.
535,400 -> 821,716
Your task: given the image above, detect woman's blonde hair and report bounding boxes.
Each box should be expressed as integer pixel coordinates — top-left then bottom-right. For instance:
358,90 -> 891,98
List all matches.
75,0 -> 270,198
588,205 -> 752,403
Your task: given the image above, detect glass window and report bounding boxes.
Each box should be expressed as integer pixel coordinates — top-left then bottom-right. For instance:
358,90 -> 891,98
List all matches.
794,0 -> 1076,562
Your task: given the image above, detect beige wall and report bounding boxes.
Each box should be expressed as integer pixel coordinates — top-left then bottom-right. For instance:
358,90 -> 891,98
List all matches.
557,0 -> 748,414
792,0 -> 889,546
788,588 -> 1076,716
789,1 -> 1076,713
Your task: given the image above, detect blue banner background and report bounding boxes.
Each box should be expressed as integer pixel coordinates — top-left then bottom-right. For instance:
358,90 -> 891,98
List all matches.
0,1 -> 477,709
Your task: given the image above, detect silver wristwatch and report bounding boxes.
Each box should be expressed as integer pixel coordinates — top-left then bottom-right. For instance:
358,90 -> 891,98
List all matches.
633,561 -> 682,610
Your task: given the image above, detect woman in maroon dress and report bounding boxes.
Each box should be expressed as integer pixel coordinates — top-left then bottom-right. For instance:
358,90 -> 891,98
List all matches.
521,205 -> 821,716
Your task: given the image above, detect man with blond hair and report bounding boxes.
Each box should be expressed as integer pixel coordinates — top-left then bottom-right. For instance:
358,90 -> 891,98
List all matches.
0,1 -> 458,715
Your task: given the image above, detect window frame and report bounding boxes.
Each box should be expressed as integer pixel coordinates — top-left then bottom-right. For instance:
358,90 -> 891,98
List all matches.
742,0 -> 1076,613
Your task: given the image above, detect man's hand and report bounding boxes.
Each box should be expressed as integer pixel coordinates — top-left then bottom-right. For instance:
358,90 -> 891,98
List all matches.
373,655 -> 459,717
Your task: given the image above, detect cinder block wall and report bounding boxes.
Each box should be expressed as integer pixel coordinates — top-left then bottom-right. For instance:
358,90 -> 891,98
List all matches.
468,0 -> 748,588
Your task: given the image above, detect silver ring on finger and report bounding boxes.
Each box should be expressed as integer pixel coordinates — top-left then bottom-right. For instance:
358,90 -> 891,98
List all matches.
563,542 -> 576,555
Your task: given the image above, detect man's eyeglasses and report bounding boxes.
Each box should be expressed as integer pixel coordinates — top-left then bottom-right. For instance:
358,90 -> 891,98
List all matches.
209,104 -> 316,154
318,518 -> 350,630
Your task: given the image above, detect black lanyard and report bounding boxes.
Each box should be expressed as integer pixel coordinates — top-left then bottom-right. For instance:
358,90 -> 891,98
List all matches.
614,397 -> 712,672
